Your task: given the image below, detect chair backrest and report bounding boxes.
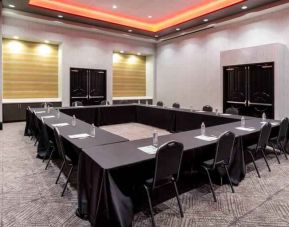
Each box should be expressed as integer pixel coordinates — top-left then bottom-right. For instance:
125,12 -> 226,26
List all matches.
33,111 -> 41,135
41,102 -> 53,108
152,141 -> 184,189
53,127 -> 68,163
214,131 -> 235,167
203,105 -> 213,112
72,101 -> 83,107
100,100 -> 110,105
257,122 -> 272,149
277,117 -> 289,143
172,102 -> 180,108
225,107 -> 239,115
156,101 -> 163,107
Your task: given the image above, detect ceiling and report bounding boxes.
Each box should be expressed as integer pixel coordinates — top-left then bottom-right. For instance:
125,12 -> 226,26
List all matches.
2,0 -> 283,38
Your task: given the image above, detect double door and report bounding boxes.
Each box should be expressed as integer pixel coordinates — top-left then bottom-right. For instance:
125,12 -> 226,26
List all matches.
223,62 -> 274,118
70,68 -> 106,105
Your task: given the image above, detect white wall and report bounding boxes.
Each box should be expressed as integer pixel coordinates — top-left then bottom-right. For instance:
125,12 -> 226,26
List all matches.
156,7 -> 289,118
1,16 -> 156,109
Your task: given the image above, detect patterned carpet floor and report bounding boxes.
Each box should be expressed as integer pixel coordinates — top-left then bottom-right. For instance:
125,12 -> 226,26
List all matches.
1,122 -> 289,226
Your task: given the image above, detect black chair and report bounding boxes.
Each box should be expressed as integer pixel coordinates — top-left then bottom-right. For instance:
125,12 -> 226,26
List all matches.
246,122 -> 272,178
225,107 -> 239,115
143,141 -> 184,227
201,131 -> 235,202
203,105 -> 213,112
33,111 -> 42,146
269,117 -> 289,162
54,127 -> 75,196
172,102 -> 180,108
100,100 -> 110,105
156,101 -> 163,107
38,118 -> 55,162
72,101 -> 83,107
41,102 -> 53,108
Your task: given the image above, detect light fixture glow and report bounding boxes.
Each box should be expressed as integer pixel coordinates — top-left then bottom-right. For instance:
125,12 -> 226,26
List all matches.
148,15 -> 152,18
8,41 -> 23,54
112,5 -> 117,9
155,35 -> 159,38
8,4 -> 15,8
29,0 -> 245,32
128,29 -> 132,32
13,36 -> 19,39
241,5 -> 248,10
58,15 -> 63,18
120,50 -> 125,54
127,55 -> 138,64
37,44 -> 52,56
137,52 -> 141,55
44,40 -> 50,43
203,18 -> 209,22
176,28 -> 180,31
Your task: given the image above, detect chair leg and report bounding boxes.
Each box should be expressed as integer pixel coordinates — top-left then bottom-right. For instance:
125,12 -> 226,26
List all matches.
270,143 -> 280,164
34,137 -> 38,146
143,185 -> 156,227
224,165 -> 234,193
261,149 -> 271,172
56,161 -> 65,184
61,165 -> 73,197
203,166 -> 217,202
172,179 -> 184,218
247,150 -> 261,178
45,147 -> 55,170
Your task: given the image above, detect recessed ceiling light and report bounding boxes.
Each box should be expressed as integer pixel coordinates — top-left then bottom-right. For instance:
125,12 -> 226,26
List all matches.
13,36 -> 19,39
44,40 -> 50,44
112,5 -> 117,9
120,50 -> 124,53
8,4 -> 15,8
203,18 -> 209,22
128,29 -> 132,32
176,28 -> 180,31
148,15 -> 152,19
137,52 -> 141,55
241,5 -> 248,10
58,15 -> 63,18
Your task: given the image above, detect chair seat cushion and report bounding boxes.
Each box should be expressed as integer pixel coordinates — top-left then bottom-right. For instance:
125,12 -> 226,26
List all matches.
145,177 -> 172,188
202,159 -> 214,168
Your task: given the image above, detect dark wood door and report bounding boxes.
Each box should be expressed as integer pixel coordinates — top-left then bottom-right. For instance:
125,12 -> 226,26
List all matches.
247,63 -> 274,118
70,68 -> 88,98
89,70 -> 106,98
223,62 -> 274,118
223,66 -> 248,115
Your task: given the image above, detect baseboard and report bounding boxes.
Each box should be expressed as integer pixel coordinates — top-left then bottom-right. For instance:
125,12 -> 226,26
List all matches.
0,122 -> 2,130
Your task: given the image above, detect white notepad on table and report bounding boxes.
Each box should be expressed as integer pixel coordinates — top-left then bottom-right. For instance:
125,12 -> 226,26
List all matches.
35,111 -> 46,114
52,123 -> 69,127
195,135 -> 218,141
235,127 -> 255,132
41,115 -> 55,119
196,110 -> 205,113
220,113 -> 231,116
138,145 -> 158,155
68,133 -> 90,139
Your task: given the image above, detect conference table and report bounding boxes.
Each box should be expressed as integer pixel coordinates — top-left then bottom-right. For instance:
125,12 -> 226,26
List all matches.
25,104 -> 280,227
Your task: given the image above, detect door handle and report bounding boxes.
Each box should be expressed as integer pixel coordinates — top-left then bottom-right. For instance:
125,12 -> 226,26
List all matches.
226,101 -> 246,105
248,101 -> 272,107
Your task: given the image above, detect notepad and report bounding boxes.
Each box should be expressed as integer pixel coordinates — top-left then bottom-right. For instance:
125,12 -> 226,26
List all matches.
68,133 -> 90,139
41,115 -> 55,119
261,121 -> 279,126
195,135 -> 218,141
220,113 -> 232,116
52,123 -> 69,127
235,127 -> 255,132
138,145 -> 158,154
196,110 -> 205,113
35,111 -> 46,114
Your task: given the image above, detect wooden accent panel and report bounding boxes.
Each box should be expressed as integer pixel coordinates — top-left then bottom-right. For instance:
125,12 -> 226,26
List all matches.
3,38 -> 59,99
113,53 -> 146,97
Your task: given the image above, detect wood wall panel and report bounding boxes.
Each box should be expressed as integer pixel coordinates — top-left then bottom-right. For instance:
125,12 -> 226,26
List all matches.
113,53 -> 146,97
3,38 -> 59,99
